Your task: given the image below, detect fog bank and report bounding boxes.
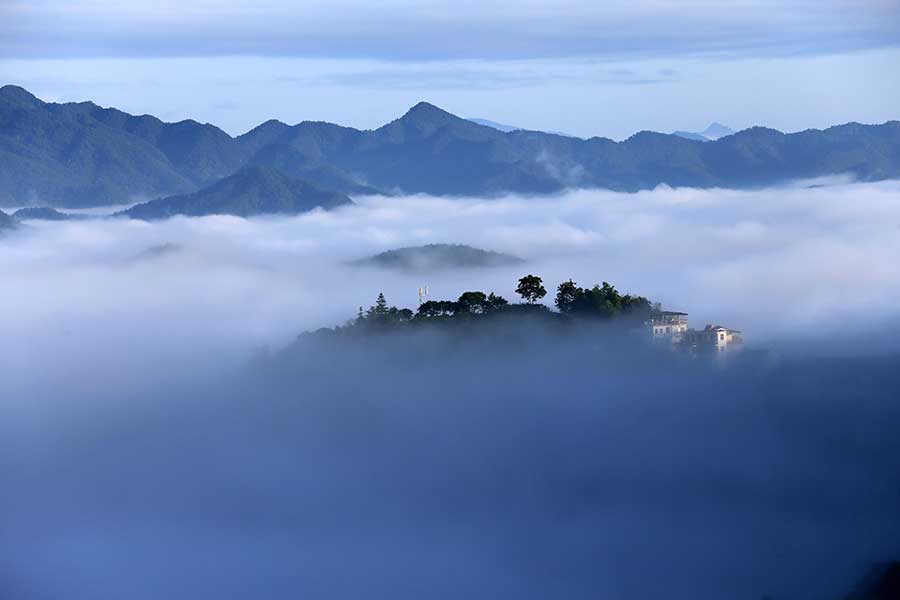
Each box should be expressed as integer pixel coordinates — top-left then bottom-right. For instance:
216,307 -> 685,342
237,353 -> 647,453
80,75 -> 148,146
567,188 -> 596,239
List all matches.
3,180 -> 900,376
2,324 -> 900,599
2,181 -> 900,598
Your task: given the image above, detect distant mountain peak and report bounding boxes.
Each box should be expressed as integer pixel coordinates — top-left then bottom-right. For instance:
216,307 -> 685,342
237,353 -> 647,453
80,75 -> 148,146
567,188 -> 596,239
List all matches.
375,101 -> 470,139
398,101 -> 460,126
0,84 -> 41,107
406,101 -> 445,115
0,84 -> 33,96
701,122 -> 735,140
672,122 -> 735,142
258,118 -> 289,128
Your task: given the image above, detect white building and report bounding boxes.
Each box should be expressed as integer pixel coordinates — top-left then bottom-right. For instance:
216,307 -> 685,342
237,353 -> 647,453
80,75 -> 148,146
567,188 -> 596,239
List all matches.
681,324 -> 743,355
646,312 -> 744,357
648,311 -> 689,343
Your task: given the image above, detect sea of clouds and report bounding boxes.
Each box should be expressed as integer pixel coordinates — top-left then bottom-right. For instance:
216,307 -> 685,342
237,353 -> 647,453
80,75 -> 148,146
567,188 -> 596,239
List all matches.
3,180 -> 900,377
2,181 -> 900,599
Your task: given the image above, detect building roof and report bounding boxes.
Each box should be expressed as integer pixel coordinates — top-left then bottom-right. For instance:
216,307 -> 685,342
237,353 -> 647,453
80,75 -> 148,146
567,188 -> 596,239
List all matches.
703,324 -> 741,333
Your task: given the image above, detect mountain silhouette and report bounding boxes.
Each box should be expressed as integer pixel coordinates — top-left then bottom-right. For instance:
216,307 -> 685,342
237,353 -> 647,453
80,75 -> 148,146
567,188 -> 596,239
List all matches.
121,167 -> 352,219
3,85 -> 899,208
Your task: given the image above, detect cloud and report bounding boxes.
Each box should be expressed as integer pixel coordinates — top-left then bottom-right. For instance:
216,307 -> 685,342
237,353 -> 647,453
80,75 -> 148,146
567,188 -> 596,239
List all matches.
1,0 -> 898,60
2,180 -> 900,375
2,181 -> 900,598
11,324 -> 900,599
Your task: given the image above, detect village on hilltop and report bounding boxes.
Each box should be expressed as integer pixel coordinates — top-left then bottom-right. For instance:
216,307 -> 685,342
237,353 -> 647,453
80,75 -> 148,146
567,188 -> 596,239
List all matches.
327,274 -> 745,359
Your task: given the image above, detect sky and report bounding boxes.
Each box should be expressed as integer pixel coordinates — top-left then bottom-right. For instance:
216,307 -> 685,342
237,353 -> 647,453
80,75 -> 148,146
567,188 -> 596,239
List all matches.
1,0 -> 899,138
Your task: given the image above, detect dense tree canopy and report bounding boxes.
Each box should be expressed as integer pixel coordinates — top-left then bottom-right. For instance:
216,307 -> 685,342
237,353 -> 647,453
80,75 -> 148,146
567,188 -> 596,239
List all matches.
555,279 -> 655,319
555,280 -> 578,313
347,274 -> 659,334
457,291 -> 487,314
414,290 -> 510,319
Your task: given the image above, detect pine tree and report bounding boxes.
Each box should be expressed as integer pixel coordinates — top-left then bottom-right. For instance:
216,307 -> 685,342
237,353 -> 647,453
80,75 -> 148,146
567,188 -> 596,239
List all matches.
374,293 -> 388,315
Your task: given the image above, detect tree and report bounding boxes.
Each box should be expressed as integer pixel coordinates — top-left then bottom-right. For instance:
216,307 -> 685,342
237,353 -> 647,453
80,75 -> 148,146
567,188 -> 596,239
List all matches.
365,293 -> 392,322
457,291 -> 487,314
374,293 -> 388,315
386,306 -> 414,321
590,281 -> 621,317
620,293 -> 653,319
416,300 -> 457,318
516,275 -> 546,304
555,279 -> 579,313
551,279 -> 656,320
485,292 -> 508,312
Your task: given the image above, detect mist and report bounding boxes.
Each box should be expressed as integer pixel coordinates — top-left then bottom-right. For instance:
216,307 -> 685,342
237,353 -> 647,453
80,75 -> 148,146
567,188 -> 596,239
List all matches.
4,180 -> 900,365
2,181 -> 900,599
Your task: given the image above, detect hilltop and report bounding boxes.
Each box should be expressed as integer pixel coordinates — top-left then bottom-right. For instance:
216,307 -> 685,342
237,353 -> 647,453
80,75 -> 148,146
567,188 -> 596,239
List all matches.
121,167 -> 352,219
292,274 -> 658,341
351,244 -> 524,272
13,207 -> 75,221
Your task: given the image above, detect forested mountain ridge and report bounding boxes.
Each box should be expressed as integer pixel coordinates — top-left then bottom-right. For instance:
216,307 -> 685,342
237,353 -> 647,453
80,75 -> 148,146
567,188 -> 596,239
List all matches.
121,167 -> 352,219
2,84 -> 899,208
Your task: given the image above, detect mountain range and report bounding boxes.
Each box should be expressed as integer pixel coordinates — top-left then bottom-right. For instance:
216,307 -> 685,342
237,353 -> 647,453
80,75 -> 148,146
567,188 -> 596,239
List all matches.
2,84 -> 899,209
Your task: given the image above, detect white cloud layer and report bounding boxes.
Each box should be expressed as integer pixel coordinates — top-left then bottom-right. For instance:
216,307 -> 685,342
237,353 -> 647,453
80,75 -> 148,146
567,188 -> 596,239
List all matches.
3,181 -> 900,599
2,180 -> 900,391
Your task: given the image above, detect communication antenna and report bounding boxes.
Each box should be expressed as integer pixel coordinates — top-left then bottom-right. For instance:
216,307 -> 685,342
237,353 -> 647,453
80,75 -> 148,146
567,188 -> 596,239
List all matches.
418,285 -> 430,305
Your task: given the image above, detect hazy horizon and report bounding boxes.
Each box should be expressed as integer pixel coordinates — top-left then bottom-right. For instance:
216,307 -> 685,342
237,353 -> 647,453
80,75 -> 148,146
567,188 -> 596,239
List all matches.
2,0 -> 898,139
5,80 -> 900,141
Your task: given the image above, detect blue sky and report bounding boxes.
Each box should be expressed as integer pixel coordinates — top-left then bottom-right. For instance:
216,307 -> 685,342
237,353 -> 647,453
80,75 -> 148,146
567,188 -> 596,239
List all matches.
1,0 -> 898,138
